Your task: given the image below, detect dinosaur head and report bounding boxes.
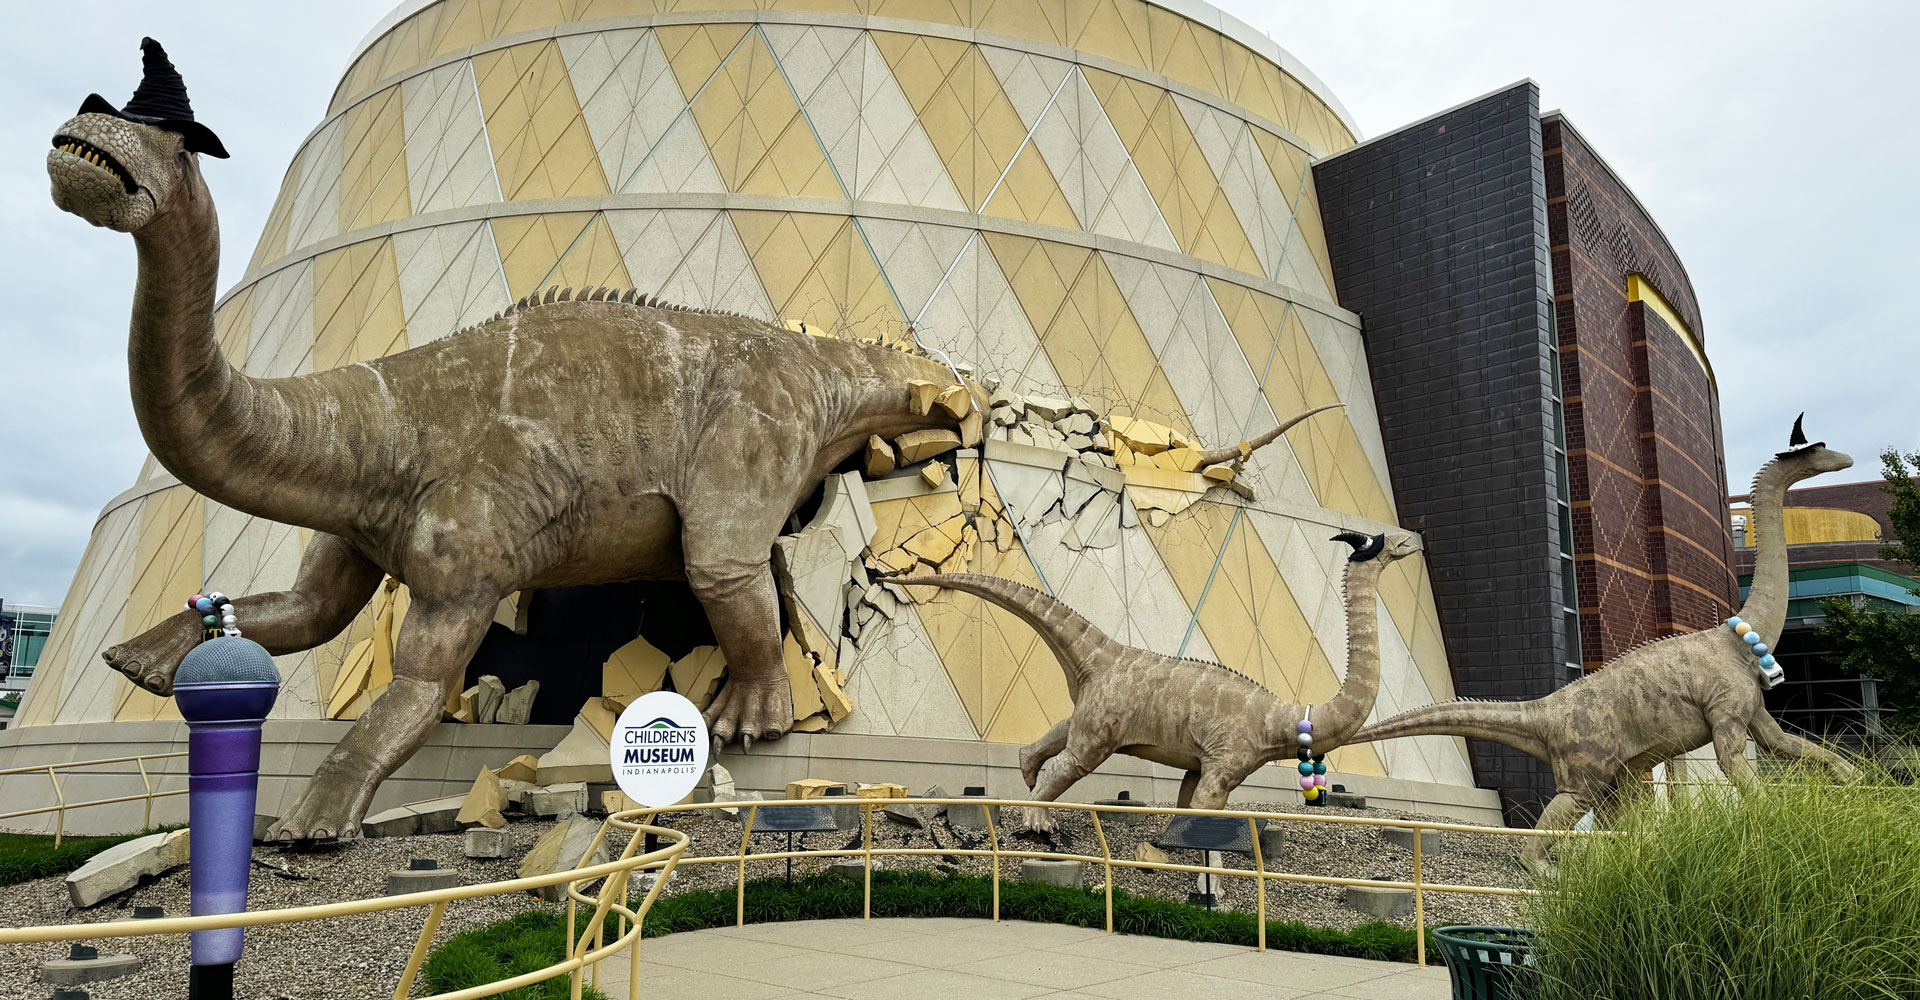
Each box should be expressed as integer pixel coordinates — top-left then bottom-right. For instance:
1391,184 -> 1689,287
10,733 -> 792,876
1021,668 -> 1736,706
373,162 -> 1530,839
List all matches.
49,38 -> 226,233
1772,414 -> 1852,481
1330,530 -> 1419,564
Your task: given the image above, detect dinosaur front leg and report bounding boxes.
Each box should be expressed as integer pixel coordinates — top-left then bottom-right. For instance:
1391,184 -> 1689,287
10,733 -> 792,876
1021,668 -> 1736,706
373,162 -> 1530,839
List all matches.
1707,712 -> 1761,792
1019,720 -> 1071,789
267,594 -> 494,841
1749,710 -> 1859,781
686,555 -> 793,746
104,532 -> 382,695
1175,770 -> 1200,809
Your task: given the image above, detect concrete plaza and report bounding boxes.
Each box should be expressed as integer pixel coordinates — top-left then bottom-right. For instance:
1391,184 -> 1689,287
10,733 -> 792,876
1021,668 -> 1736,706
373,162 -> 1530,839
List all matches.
596,918 -> 1451,999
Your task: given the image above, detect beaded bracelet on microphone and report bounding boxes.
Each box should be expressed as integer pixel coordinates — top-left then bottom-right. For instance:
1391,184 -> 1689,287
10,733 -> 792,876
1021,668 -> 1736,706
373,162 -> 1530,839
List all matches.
186,590 -> 240,641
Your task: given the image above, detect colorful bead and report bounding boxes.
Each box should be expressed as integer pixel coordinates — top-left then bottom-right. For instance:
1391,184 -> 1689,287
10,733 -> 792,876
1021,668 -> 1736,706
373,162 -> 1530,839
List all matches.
1296,732 -> 1314,747
1734,622 -> 1753,636
201,615 -> 219,627
195,598 -> 214,613
1300,774 -> 1316,790
207,592 -> 227,604
1297,748 -> 1311,761
1297,719 -> 1314,734
1314,774 -> 1328,788
1298,761 -> 1314,775
1304,786 -> 1321,802
1726,616 -> 1743,627
1753,643 -> 1768,656
1314,761 -> 1328,775
1744,632 -> 1762,646
1760,654 -> 1776,668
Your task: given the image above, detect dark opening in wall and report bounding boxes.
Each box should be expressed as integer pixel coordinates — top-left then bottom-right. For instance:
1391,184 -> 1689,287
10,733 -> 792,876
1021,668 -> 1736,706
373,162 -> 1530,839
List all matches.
464,580 -> 725,726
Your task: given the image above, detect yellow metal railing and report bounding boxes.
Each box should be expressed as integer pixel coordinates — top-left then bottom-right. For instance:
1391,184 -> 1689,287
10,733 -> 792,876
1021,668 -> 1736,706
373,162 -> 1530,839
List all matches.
0,751 -> 188,846
0,809 -> 690,1000
0,795 -> 1589,983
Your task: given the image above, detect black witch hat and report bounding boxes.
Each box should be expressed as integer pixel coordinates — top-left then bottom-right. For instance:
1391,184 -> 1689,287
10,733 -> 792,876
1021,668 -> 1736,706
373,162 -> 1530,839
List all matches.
1774,413 -> 1824,459
76,38 -> 228,158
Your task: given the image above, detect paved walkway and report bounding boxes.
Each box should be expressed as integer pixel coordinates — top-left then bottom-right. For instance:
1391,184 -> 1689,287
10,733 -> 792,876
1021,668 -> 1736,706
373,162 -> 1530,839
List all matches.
595,918 -> 1451,999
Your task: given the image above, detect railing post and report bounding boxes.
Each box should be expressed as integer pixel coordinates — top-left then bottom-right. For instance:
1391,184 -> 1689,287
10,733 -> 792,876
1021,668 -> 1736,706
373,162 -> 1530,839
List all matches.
1248,817 -> 1266,952
862,803 -> 874,920
983,803 -> 1001,922
1089,811 -> 1114,934
1412,823 -> 1426,968
46,767 -> 63,849
736,805 -> 758,928
136,756 -> 153,831
391,899 -> 447,1000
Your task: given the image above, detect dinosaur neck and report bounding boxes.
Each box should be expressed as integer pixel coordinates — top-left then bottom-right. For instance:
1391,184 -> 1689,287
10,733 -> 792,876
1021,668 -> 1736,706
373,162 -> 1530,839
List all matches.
127,181 -> 357,530
1314,558 -> 1386,742
1736,458 -> 1800,639
810,342 -> 974,479
904,573 -> 1116,695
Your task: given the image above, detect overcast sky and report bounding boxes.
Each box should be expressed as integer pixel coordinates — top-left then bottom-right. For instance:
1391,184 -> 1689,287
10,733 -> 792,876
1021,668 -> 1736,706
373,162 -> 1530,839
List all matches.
1,2 -> 1914,606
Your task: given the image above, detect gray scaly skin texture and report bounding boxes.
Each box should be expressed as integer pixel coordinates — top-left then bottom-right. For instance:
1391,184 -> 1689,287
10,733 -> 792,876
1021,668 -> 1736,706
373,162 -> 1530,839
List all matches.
1348,427 -> 1858,870
47,104 -> 996,841
901,531 -> 1419,811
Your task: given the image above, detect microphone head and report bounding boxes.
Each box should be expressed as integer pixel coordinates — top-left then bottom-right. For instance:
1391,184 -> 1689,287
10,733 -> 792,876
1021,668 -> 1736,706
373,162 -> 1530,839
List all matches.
176,635 -> 280,687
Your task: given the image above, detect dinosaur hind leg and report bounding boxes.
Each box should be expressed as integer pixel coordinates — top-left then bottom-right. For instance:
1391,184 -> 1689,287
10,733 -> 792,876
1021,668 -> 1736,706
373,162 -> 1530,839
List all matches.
1749,710 -> 1860,782
1175,770 -> 1200,809
686,554 -> 793,746
104,532 -> 383,695
268,593 -> 496,842
1521,790 -> 1594,875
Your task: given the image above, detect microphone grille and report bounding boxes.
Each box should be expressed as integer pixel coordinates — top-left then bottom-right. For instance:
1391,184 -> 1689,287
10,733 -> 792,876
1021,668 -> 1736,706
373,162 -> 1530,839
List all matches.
175,635 -> 280,686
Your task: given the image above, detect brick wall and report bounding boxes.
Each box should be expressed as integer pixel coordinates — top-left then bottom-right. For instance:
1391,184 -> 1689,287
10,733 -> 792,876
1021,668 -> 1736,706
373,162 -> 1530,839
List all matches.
1315,83 -> 1570,825
1544,116 -> 1738,664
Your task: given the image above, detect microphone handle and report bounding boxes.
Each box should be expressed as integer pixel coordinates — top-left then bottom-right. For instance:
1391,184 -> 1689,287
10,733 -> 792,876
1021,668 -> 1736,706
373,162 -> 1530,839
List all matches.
186,719 -> 264,969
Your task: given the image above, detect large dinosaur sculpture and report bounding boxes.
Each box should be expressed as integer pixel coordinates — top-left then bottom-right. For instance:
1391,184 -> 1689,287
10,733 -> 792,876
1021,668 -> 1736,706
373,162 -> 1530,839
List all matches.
46,40 -> 1318,842
899,530 -> 1420,810
1348,419 -> 1858,870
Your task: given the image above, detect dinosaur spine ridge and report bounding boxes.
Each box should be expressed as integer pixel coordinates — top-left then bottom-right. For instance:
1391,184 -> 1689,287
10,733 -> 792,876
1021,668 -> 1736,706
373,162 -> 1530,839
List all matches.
450,285 -> 935,360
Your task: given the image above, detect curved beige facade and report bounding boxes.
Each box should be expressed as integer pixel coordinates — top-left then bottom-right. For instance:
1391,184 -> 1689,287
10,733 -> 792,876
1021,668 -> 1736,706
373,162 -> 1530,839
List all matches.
17,0 -> 1473,790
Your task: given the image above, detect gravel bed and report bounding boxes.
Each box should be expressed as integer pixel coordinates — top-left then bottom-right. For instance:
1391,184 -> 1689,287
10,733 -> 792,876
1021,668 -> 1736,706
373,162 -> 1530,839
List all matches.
0,800 -> 1532,998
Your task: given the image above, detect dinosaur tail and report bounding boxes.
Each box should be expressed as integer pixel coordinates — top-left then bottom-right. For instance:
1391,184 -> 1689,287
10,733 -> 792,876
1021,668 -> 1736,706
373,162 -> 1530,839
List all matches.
1347,699 -> 1537,747
892,572 -> 1117,691
1193,404 -> 1343,468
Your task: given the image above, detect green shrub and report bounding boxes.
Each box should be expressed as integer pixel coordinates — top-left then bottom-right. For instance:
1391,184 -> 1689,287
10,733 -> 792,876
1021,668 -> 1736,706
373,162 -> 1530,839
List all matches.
1528,764 -> 1920,1000
422,909 -> 619,1000
0,829 -> 178,888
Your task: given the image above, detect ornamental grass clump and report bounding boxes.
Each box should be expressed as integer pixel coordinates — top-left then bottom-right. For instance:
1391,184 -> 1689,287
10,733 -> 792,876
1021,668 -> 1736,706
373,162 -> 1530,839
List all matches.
1527,762 -> 1920,1000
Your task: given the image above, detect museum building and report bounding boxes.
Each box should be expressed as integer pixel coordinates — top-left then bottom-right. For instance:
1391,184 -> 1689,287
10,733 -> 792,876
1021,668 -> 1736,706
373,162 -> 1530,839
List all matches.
3,0 -> 1733,831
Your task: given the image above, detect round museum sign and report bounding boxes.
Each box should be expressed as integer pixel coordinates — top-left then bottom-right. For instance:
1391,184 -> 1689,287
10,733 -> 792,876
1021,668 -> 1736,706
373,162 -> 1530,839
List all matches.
608,691 -> 711,807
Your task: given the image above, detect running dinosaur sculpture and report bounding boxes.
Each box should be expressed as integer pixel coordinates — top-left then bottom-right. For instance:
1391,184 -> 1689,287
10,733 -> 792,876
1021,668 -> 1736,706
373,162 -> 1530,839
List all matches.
899,530 -> 1420,811
1348,418 -> 1858,871
47,40 -> 1321,841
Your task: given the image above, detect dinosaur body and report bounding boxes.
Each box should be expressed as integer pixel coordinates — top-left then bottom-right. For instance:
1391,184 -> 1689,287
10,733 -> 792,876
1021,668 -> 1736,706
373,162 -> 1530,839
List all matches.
902,530 -> 1418,810
1349,424 -> 1858,869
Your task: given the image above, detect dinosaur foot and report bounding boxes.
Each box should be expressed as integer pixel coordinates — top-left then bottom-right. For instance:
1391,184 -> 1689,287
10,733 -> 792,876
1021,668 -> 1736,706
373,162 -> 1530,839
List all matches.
267,774 -> 374,843
101,610 -> 204,696
704,676 -> 795,747
1018,806 -> 1057,835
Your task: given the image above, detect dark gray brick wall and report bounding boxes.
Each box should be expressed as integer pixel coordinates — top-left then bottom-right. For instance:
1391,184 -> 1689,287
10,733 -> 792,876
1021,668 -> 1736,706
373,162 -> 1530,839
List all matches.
1314,83 -> 1574,825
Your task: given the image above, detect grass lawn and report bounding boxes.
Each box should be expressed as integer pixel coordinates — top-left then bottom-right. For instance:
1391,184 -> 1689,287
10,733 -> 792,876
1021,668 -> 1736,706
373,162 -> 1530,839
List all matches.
0,829 -> 177,888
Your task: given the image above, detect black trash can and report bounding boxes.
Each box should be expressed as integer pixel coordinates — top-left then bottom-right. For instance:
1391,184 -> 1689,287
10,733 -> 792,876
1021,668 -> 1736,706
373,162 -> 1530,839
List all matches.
1431,926 -> 1536,1000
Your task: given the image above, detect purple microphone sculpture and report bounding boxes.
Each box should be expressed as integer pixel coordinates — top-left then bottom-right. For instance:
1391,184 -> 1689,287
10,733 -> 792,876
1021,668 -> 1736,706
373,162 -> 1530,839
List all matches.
172,591 -> 278,1000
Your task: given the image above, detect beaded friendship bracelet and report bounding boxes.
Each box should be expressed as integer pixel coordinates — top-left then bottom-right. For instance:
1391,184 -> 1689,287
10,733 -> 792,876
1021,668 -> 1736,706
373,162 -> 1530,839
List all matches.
187,590 -> 241,640
1296,710 -> 1329,803
1726,616 -> 1784,690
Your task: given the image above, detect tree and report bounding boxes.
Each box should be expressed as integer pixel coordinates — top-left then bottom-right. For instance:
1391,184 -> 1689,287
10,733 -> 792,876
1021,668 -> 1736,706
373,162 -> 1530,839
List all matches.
1816,448 -> 1920,740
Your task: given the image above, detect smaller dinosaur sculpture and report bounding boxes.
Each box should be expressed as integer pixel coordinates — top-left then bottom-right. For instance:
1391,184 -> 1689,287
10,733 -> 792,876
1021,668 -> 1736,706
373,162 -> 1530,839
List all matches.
899,530 -> 1420,811
1348,418 -> 1858,871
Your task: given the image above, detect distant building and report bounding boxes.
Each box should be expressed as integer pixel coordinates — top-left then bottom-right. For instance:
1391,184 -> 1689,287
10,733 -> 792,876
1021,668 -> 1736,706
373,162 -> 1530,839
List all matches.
1728,479 -> 1920,742
0,601 -> 58,729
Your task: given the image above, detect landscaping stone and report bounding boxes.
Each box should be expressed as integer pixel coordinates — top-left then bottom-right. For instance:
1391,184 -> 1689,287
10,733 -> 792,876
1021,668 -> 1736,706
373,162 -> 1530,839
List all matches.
1093,791 -> 1150,827
1327,791 -> 1368,809
463,827 -> 510,859
1258,826 -> 1286,860
526,781 -> 588,819
1382,827 -> 1443,853
827,859 -> 867,879
945,787 -> 995,830
65,830 -> 189,908
38,945 -> 143,985
519,816 -> 608,902
881,798 -> 927,828
1344,882 -> 1413,919
386,860 -> 461,897
1020,858 -> 1084,888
